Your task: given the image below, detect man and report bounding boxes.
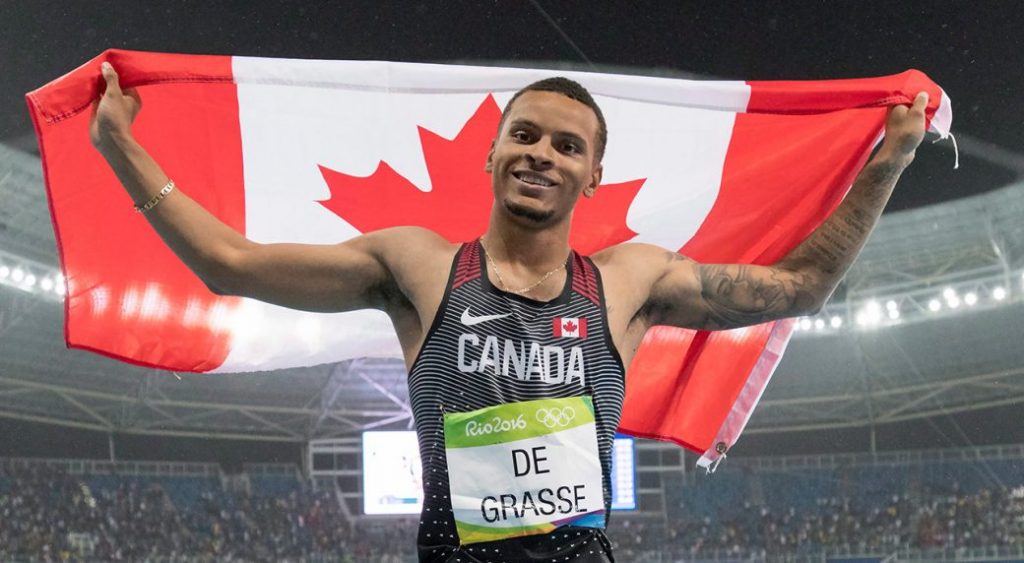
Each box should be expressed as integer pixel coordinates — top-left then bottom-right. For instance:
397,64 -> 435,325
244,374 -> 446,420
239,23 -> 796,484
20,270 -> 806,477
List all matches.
90,61 -> 927,562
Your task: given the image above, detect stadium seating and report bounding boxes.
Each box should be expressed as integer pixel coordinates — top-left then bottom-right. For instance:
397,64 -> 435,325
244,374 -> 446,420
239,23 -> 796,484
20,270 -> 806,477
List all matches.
1,453 -> 1021,562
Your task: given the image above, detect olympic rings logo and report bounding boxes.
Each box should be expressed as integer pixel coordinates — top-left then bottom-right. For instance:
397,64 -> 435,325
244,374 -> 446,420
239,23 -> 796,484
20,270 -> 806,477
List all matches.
535,407 -> 576,428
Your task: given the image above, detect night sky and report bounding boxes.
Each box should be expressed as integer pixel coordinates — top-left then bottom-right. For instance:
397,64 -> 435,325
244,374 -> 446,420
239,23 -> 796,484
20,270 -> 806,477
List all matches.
3,1 -> 1022,211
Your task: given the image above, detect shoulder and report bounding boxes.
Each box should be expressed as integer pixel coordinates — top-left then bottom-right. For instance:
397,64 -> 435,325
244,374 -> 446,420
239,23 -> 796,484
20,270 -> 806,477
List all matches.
591,243 -> 704,316
590,242 -> 693,282
360,226 -> 459,262
365,226 -> 461,289
589,243 -> 696,319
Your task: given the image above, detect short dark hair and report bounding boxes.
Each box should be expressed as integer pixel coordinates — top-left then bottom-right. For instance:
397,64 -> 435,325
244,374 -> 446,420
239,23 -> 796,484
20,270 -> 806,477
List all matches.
498,77 -> 608,162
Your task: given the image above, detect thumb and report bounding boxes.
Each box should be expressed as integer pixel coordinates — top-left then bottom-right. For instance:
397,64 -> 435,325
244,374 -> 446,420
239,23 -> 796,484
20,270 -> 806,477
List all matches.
911,91 -> 929,113
101,62 -> 123,96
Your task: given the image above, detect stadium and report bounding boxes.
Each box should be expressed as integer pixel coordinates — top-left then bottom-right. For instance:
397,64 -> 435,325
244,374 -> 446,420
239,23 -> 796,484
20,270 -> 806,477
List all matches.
2,4 -> 1023,563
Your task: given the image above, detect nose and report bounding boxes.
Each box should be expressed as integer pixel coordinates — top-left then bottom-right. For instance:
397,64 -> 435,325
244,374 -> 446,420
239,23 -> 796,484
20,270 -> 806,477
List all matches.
525,138 -> 556,169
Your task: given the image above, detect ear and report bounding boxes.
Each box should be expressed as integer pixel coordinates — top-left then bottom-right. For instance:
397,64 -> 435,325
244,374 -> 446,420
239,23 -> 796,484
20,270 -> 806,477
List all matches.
582,163 -> 603,198
484,139 -> 496,173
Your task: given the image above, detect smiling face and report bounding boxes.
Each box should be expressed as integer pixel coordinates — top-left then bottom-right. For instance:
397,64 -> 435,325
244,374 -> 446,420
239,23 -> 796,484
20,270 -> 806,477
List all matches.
485,90 -> 604,228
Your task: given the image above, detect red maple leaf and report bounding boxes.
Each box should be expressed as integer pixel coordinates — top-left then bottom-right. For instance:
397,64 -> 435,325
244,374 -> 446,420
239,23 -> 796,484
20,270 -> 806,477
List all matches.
318,95 -> 646,255
562,320 -> 578,333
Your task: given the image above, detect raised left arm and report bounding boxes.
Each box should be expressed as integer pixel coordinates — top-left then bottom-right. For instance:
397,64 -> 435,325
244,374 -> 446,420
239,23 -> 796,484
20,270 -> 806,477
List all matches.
641,92 -> 929,331
772,91 -> 929,311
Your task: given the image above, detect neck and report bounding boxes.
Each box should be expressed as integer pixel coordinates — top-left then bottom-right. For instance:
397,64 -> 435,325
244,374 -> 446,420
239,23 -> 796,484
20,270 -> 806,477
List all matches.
482,207 -> 572,269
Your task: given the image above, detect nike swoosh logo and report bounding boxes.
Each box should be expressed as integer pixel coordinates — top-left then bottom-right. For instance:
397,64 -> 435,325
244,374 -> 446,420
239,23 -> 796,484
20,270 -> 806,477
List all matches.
460,308 -> 512,326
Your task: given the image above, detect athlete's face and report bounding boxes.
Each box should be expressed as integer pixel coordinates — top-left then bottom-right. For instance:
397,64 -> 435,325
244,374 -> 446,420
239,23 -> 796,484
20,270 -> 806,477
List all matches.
486,91 -> 603,227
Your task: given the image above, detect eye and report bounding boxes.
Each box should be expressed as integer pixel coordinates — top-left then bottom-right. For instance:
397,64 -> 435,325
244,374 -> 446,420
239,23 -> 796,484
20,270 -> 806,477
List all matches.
562,142 -> 581,154
511,130 -> 532,142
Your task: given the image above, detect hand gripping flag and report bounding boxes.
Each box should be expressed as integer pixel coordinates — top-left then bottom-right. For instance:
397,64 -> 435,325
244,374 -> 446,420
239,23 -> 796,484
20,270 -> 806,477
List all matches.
26,50 -> 952,467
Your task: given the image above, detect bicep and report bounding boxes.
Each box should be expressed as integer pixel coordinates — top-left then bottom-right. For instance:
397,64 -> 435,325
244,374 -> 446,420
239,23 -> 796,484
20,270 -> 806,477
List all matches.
646,255 -> 821,330
223,234 -> 395,313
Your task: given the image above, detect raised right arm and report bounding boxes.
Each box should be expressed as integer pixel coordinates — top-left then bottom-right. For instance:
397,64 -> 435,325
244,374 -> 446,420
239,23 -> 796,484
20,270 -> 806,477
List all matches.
90,62 -> 404,314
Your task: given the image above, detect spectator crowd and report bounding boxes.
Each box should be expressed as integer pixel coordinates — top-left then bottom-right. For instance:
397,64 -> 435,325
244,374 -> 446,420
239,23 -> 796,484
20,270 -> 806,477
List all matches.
613,484 -> 1024,560
1,459 -> 1022,561
0,461 -> 414,562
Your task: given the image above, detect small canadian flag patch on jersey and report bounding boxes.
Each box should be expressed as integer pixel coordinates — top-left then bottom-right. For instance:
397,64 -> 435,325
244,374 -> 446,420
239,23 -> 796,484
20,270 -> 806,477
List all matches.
553,317 -> 587,339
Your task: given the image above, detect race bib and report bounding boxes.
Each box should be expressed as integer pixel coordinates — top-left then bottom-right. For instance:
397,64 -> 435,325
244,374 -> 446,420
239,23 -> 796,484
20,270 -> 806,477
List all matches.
443,396 -> 605,545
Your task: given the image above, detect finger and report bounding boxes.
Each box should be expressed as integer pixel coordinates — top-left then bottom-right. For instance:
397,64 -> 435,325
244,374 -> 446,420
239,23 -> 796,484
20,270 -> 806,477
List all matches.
126,88 -> 143,111
100,61 -> 123,97
888,104 -> 908,120
910,91 -> 929,113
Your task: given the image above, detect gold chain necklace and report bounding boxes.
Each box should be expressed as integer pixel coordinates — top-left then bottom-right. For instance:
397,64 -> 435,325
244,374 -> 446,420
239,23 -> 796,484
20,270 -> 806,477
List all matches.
479,239 -> 567,296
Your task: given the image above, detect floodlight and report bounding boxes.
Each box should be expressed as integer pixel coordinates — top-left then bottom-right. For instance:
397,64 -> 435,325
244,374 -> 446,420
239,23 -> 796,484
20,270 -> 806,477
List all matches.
992,287 -> 1007,301
964,292 -> 977,306
40,277 -> 54,291
947,295 -> 961,309
885,300 -> 898,311
928,299 -> 941,312
0,265 -> 9,279
888,309 -> 900,320
814,319 -> 825,330
23,274 -> 36,288
943,287 -> 956,300
799,318 -> 812,330
855,305 -> 882,327
858,301 -> 882,325
11,268 -> 24,283
830,316 -> 842,328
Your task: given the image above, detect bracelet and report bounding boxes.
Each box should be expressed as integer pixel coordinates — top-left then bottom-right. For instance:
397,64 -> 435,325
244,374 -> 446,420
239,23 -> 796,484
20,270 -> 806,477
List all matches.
135,180 -> 176,213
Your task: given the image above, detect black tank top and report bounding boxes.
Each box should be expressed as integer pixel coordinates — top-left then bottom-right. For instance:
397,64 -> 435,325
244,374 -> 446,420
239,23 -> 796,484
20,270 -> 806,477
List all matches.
408,241 -> 626,562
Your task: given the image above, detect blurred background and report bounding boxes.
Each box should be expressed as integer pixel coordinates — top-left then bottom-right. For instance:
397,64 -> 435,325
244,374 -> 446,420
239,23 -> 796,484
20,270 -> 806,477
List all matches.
1,2 -> 1022,561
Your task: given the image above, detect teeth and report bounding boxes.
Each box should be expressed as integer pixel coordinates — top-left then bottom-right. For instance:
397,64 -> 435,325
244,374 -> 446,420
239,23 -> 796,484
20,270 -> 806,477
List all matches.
515,173 -> 553,187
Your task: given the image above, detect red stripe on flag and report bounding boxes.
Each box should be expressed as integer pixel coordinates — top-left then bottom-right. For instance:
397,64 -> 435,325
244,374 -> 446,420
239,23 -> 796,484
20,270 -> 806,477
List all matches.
27,50 -> 243,372
27,49 -> 235,125
619,97 -> 887,454
745,69 -> 943,125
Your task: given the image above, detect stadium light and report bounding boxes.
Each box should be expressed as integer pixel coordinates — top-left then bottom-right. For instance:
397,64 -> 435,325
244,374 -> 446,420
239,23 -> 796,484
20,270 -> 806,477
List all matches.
796,271 -> 1022,339
0,251 -> 69,303
855,300 -> 883,328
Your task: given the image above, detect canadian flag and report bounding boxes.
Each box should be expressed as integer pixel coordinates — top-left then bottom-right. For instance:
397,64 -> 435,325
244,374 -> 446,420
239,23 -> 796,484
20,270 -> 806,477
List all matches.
26,50 -> 951,466
553,317 -> 588,339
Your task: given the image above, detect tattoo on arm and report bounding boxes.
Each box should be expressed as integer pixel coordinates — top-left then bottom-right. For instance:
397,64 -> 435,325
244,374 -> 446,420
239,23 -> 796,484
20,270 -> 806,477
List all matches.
696,262 -> 818,330
780,156 -> 909,298
649,157 -> 909,331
